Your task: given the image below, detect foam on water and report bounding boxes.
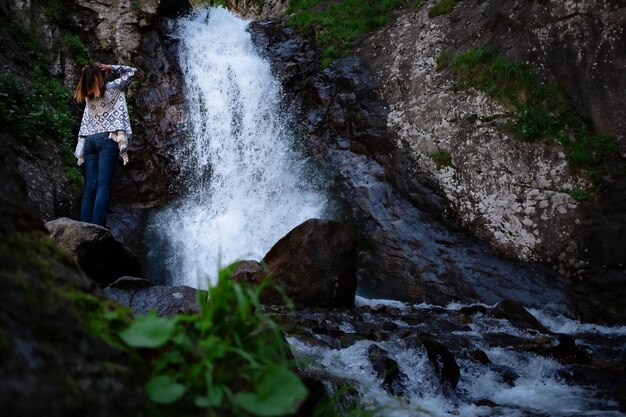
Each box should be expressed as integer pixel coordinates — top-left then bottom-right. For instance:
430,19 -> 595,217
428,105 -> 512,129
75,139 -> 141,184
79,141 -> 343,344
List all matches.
144,7 -> 327,287
528,308 -> 626,336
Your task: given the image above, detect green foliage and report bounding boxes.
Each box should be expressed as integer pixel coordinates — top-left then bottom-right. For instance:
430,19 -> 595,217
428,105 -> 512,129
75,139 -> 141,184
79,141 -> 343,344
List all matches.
119,310 -> 177,348
428,0 -> 457,17
430,147 -> 452,169
146,375 -> 187,404
440,46 -> 619,183
118,263 -> 308,416
0,20 -> 84,185
62,288 -> 135,350
288,0 -> 410,67
63,32 -> 90,66
565,187 -> 592,202
42,0 -> 67,24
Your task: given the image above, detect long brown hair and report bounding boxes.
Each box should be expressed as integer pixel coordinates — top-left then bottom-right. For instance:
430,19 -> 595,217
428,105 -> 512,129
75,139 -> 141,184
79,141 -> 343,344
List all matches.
74,64 -> 106,102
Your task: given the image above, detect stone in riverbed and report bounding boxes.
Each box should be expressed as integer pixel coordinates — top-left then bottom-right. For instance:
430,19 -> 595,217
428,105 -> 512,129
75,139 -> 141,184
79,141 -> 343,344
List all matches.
260,219 -> 357,308
367,344 -> 407,396
45,217 -> 141,287
104,280 -> 199,317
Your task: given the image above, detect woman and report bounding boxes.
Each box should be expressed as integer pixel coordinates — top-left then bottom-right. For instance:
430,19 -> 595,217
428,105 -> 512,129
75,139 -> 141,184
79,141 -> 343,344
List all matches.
74,62 -> 137,226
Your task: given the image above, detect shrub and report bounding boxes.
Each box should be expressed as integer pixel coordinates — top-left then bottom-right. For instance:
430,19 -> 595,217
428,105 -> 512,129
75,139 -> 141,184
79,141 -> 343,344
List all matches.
63,33 -> 91,66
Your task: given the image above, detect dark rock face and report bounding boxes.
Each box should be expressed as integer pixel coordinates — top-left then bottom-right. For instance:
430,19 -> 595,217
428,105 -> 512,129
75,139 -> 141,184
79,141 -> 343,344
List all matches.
260,219 -> 357,308
45,218 -> 141,287
110,23 -> 186,208
104,278 -> 199,316
249,20 -> 573,313
0,137 -> 44,235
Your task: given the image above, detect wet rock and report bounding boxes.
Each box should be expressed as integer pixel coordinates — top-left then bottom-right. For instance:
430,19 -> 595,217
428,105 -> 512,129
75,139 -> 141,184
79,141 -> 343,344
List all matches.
260,219 -> 357,308
108,276 -> 152,290
367,344 -> 406,396
490,299 -> 550,334
104,284 -> 199,316
106,205 -> 145,256
422,336 -> 461,390
232,260 -> 265,283
542,334 -> 591,366
45,218 -> 141,287
469,349 -> 491,365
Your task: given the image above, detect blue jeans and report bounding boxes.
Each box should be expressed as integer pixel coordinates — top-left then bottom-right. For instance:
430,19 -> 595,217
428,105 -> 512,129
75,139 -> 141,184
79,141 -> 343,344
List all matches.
80,132 -> 118,226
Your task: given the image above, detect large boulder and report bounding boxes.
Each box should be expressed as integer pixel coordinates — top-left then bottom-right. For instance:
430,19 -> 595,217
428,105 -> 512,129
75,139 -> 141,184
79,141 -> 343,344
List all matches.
45,218 -> 141,287
260,219 -> 357,308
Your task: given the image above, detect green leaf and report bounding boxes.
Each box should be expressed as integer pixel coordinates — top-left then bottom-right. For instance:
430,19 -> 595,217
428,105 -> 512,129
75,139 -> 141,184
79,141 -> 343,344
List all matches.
118,310 -> 176,348
195,379 -> 223,408
145,375 -> 186,404
233,366 -> 308,416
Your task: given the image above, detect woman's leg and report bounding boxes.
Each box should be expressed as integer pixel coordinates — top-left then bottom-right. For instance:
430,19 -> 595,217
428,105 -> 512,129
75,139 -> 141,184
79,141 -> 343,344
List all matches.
91,138 -> 118,226
80,137 -> 99,223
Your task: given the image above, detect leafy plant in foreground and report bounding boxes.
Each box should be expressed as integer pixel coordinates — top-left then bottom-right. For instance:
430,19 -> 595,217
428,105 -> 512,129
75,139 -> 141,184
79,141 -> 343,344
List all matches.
118,263 -> 308,416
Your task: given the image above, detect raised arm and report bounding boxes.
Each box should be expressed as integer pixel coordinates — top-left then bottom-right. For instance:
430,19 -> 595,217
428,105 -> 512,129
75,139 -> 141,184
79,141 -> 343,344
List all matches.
99,63 -> 137,91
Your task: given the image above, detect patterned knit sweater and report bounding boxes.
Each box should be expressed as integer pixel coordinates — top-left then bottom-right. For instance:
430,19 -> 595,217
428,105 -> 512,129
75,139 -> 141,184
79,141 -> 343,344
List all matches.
74,65 -> 137,165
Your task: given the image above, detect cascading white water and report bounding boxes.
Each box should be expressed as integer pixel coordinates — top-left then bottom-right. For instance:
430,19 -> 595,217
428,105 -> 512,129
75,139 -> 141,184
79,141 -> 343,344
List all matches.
145,7 -> 327,287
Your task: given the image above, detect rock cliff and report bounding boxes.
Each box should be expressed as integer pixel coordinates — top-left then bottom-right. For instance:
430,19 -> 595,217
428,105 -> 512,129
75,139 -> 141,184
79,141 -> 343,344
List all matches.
249,0 -> 626,322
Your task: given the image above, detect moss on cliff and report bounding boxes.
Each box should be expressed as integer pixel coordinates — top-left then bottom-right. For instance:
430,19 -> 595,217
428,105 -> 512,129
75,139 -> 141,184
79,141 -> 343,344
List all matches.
439,46 -> 619,185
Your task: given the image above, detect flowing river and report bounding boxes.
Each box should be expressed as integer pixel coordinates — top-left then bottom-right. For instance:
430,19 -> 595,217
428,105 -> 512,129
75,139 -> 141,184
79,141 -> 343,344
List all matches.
143,7 -> 626,417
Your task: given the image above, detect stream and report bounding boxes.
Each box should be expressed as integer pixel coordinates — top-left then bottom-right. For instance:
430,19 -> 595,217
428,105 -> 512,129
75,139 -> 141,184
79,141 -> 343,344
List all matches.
142,7 -> 626,416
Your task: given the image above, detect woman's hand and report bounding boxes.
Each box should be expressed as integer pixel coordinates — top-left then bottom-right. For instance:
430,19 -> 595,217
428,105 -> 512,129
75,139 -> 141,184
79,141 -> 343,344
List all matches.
96,62 -> 113,73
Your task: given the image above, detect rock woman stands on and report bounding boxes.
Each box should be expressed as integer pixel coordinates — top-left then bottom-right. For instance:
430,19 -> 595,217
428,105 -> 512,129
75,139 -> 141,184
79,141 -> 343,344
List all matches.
74,63 -> 137,227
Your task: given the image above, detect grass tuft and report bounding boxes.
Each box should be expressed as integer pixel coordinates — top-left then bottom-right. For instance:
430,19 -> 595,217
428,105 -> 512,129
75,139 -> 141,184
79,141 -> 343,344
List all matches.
428,0 -> 457,17
430,147 -> 453,169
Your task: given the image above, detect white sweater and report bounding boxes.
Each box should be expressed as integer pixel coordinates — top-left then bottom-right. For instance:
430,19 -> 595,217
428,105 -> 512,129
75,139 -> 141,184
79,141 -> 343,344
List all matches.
74,65 -> 137,165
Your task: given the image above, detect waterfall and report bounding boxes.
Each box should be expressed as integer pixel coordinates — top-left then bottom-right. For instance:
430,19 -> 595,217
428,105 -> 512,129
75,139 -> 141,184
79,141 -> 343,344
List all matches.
145,7 -> 328,288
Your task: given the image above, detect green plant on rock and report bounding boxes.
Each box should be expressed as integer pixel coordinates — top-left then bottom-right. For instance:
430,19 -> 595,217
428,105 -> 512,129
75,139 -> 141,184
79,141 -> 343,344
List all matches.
63,32 -> 91,66
430,147 -> 453,169
439,46 -> 619,184
428,0 -> 457,17
565,187 -> 592,202
288,0 -> 411,67
118,263 -> 308,416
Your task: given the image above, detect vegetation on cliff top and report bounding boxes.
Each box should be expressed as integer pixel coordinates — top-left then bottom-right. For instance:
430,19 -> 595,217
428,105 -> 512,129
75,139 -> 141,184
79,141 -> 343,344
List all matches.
438,46 -> 619,186
288,0 -> 423,67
